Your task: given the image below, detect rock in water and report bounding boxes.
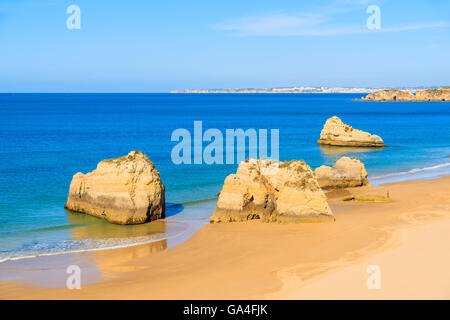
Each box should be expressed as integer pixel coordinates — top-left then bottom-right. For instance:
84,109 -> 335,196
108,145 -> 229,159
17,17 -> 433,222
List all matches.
314,157 -> 369,189
359,87 -> 450,102
317,116 -> 385,147
360,89 -> 416,101
414,87 -> 450,101
210,159 -> 334,223
65,151 -> 165,225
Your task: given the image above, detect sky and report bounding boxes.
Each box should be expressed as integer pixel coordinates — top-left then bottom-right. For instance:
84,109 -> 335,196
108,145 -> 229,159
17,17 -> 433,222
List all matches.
0,0 -> 449,92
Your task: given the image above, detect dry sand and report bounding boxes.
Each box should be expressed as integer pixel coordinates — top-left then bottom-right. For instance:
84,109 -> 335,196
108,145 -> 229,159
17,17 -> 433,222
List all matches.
1,176 -> 449,299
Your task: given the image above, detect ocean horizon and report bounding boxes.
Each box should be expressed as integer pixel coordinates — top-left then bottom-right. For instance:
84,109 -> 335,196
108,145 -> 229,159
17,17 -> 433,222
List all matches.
0,93 -> 449,262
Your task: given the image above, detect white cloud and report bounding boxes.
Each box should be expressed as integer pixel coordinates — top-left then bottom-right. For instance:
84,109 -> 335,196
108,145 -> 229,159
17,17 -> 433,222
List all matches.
215,12 -> 450,37
216,13 -> 328,36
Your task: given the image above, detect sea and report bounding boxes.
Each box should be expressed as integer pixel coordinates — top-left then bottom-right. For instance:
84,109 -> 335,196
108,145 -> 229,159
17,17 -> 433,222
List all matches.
0,93 -> 449,264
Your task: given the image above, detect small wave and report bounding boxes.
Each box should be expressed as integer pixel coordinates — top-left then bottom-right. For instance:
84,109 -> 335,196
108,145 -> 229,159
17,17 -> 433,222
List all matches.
180,198 -> 218,206
371,162 -> 450,180
30,224 -> 87,233
0,220 -> 190,264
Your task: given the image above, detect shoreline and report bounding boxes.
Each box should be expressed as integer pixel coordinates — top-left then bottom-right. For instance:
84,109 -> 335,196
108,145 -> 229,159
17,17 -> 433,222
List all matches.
1,174 -> 449,299
0,198 -> 215,266
369,161 -> 450,185
0,160 -> 449,266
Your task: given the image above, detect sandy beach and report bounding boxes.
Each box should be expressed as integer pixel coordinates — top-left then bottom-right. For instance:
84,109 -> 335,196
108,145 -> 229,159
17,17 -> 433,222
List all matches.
1,0 -> 449,306
1,176 -> 449,299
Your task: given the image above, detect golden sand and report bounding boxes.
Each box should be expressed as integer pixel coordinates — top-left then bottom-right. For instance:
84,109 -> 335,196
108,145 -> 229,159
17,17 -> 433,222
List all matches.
1,176 -> 449,299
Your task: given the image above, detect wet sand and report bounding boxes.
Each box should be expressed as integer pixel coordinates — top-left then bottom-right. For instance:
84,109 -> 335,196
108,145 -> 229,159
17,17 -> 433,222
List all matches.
1,176 -> 449,299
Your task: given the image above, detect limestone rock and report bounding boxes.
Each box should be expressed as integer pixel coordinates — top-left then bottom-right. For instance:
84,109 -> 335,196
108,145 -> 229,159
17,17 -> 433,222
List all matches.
314,157 -> 369,190
210,159 -> 334,223
65,151 -> 165,225
317,116 -> 385,147
360,90 -> 416,101
359,87 -> 450,102
415,87 -> 450,101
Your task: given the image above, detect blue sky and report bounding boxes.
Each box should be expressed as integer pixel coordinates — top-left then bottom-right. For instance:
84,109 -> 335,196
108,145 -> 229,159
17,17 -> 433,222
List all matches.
0,0 -> 449,92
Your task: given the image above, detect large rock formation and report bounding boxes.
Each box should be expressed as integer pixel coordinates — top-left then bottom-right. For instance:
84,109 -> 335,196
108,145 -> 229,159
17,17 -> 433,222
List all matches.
359,87 -> 450,101
360,90 -> 416,101
210,159 -> 334,223
317,116 -> 385,147
314,157 -> 369,189
415,87 -> 450,101
65,151 -> 165,225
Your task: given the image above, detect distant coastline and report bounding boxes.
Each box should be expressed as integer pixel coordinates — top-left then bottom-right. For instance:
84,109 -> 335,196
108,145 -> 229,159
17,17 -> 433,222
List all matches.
171,86 -> 436,94
357,87 -> 450,102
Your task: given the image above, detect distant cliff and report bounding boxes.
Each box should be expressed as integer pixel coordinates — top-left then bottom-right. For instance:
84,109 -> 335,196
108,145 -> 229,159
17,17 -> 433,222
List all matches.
359,87 -> 450,102
415,87 -> 450,101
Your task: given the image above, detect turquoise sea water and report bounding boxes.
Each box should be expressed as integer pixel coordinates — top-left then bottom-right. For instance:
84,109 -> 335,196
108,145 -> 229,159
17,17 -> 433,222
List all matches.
0,93 -> 449,262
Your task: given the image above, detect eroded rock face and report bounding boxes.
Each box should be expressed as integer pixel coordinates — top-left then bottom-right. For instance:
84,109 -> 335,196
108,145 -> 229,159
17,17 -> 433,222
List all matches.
317,116 -> 385,147
415,87 -> 450,101
360,87 -> 450,101
360,90 -> 416,101
65,151 -> 165,225
314,157 -> 369,190
210,159 -> 334,223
